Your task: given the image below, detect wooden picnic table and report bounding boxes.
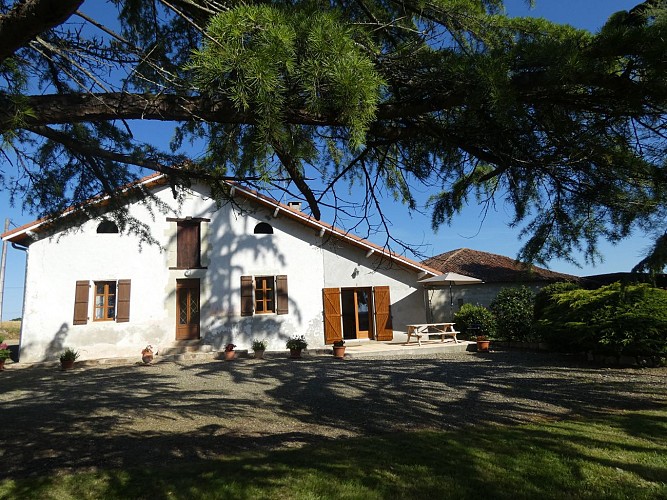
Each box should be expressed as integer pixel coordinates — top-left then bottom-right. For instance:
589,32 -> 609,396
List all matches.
406,323 -> 460,346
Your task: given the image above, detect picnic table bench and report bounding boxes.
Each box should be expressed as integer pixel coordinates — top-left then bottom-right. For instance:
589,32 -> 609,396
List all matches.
406,323 -> 460,346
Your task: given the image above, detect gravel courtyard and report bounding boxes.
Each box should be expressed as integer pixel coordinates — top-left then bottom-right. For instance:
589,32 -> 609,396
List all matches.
1,351 -> 665,479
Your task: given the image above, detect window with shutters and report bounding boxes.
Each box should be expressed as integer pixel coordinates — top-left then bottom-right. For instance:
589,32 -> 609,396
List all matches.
241,275 -> 288,316
73,279 -> 131,325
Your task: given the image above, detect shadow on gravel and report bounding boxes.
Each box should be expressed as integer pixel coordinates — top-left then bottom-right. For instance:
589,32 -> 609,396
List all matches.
0,351 -> 665,479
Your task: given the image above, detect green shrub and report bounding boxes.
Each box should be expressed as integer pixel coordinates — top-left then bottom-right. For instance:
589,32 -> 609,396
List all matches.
534,282 -> 581,321
454,304 -> 496,339
537,282 -> 667,358
489,286 -> 536,342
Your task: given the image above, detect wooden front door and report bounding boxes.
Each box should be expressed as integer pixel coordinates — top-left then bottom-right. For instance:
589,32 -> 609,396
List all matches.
176,279 -> 200,340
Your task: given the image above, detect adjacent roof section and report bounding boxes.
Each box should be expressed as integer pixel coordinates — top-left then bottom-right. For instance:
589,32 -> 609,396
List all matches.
1,173 -> 439,278
423,248 -> 580,284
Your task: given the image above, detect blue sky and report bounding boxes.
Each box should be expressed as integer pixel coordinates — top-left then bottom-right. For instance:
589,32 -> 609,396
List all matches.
0,0 -> 651,321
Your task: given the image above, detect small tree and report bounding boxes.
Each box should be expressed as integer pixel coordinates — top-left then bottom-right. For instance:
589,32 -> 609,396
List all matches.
454,304 -> 496,340
489,286 -> 536,343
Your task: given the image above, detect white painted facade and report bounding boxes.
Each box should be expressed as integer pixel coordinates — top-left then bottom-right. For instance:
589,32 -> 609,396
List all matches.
9,180 -> 436,363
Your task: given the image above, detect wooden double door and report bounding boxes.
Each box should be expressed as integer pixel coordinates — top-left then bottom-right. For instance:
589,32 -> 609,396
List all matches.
323,286 -> 393,344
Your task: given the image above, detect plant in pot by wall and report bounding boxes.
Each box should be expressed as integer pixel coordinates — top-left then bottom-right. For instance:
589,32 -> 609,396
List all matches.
59,347 -> 80,370
141,345 -> 154,364
476,335 -> 491,353
0,338 -> 10,371
224,343 -> 236,361
332,339 -> 346,359
251,339 -> 268,359
286,335 -> 308,359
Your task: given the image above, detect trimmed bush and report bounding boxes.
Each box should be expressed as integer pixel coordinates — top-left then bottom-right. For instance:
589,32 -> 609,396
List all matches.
534,281 -> 581,321
489,286 -> 536,343
454,304 -> 496,339
537,282 -> 667,358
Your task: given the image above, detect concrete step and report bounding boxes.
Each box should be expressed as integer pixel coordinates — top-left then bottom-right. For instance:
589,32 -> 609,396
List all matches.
160,341 -> 214,356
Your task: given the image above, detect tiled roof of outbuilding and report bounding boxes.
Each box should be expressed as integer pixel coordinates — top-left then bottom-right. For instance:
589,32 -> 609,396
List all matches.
422,248 -> 580,283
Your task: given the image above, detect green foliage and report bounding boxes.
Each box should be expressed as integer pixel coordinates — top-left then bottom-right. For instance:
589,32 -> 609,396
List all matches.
286,335 -> 308,350
489,286 -> 536,342
534,281 -> 581,321
251,339 -> 268,351
2,1 -> 667,271
0,336 -> 10,361
59,348 -> 80,363
537,283 -> 667,357
188,4 -> 383,150
453,303 -> 496,339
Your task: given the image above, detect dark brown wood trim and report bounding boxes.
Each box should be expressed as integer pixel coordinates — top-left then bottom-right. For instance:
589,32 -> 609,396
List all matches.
166,217 -> 211,222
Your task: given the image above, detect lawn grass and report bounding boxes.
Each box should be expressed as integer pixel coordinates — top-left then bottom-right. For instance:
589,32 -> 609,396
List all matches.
0,321 -> 20,341
1,409 -> 665,499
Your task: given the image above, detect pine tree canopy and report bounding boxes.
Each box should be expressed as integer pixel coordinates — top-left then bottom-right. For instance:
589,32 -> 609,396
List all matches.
1,0 -> 666,271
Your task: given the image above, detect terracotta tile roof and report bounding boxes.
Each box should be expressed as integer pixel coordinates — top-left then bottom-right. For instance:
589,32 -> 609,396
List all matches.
422,248 -> 580,283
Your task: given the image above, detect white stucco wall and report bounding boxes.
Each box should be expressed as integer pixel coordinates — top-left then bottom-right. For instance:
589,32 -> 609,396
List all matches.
17,183 -> 429,362
321,240 -> 427,341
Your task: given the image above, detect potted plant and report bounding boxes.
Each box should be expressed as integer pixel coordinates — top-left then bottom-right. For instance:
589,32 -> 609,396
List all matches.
0,338 -> 10,371
224,343 -> 236,361
332,339 -> 346,359
141,345 -> 154,364
286,335 -> 308,359
251,339 -> 268,359
476,335 -> 491,353
59,347 -> 80,370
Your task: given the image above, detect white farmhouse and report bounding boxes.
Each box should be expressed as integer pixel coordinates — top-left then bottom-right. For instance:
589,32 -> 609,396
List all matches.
2,174 -> 439,363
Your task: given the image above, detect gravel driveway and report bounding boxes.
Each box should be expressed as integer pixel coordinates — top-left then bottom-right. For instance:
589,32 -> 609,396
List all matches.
1,351 -> 665,479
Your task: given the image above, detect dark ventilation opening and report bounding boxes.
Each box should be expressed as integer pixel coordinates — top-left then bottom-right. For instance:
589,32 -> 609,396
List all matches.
254,222 -> 273,234
97,220 -> 119,234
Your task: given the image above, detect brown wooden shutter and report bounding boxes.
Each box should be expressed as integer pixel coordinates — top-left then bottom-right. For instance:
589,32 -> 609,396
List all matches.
276,275 -> 288,315
73,280 -> 89,325
322,288 -> 343,344
116,279 -> 131,322
374,286 -> 393,341
177,222 -> 200,268
240,276 -> 254,316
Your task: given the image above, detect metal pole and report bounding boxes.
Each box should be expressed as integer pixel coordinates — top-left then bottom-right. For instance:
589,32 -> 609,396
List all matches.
0,218 -> 9,324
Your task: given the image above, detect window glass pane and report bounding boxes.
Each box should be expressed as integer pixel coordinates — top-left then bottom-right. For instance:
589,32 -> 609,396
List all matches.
179,292 -> 188,324
93,281 -> 116,321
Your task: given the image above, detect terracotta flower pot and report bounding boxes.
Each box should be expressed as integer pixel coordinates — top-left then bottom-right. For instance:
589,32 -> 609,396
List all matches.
333,346 -> 346,359
224,350 -> 236,361
290,348 -> 302,359
60,359 -> 75,370
142,354 -> 154,364
254,350 -> 265,359
0,359 -> 5,371
476,340 -> 490,352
